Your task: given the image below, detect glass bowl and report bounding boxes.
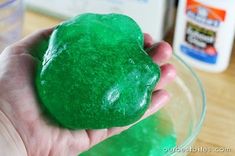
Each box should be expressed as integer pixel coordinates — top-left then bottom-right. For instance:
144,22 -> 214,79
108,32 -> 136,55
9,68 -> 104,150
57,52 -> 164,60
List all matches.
80,54 -> 206,156
0,0 -> 24,52
164,54 -> 206,156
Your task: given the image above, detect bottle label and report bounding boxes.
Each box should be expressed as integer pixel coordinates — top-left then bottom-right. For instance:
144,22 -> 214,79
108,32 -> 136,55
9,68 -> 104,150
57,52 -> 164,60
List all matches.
180,0 -> 226,64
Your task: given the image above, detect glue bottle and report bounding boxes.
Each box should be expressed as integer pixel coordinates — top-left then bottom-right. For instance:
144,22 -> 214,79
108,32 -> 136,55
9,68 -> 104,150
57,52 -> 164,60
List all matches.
173,0 -> 235,72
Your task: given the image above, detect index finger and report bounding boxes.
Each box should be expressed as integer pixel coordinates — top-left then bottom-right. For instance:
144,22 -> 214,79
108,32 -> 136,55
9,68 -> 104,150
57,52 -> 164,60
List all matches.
14,28 -> 54,61
19,28 -> 54,48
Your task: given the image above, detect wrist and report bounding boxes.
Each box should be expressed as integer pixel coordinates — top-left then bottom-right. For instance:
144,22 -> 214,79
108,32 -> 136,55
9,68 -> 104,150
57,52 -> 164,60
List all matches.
0,110 -> 27,156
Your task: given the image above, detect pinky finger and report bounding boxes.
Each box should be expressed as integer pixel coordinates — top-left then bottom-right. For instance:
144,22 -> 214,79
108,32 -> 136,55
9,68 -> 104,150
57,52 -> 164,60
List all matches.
107,90 -> 169,137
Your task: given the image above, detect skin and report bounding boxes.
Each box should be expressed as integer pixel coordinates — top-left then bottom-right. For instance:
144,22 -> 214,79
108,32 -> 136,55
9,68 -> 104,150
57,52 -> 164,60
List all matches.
0,28 -> 176,156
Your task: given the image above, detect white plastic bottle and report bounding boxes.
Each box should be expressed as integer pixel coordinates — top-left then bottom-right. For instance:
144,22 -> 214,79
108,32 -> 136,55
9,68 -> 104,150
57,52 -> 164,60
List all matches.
173,0 -> 235,72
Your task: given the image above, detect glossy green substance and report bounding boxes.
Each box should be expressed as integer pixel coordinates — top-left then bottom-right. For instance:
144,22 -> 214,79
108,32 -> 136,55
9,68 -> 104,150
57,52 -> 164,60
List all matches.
36,13 -> 160,129
80,111 -> 176,156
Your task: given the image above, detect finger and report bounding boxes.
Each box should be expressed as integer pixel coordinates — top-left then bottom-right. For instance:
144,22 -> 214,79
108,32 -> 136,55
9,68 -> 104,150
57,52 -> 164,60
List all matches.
144,33 -> 153,49
85,129 -> 108,147
107,90 -> 169,137
148,41 -> 172,65
9,28 -> 54,61
2,28 -> 54,58
68,130 -> 91,154
144,90 -> 169,116
154,63 -> 176,91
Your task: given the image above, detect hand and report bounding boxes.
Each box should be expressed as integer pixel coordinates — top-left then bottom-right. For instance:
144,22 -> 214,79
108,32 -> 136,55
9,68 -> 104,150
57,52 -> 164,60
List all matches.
0,29 -> 176,156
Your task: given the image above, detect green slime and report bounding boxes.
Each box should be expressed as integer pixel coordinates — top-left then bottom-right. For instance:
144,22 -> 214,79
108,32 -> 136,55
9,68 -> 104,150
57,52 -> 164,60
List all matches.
35,13 -> 161,129
80,111 -> 176,156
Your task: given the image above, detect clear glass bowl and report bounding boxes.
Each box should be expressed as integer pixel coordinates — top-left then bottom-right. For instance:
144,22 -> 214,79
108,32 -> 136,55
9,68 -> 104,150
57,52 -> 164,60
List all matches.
163,54 -> 206,156
0,0 -> 24,52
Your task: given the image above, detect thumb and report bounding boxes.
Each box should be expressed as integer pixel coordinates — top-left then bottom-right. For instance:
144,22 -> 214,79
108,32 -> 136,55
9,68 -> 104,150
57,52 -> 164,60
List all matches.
24,28 -> 54,61
20,28 -> 54,48
13,28 -> 54,61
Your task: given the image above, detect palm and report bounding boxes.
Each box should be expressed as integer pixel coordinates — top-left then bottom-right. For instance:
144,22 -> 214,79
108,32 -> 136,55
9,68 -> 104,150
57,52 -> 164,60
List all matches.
0,29 -> 175,156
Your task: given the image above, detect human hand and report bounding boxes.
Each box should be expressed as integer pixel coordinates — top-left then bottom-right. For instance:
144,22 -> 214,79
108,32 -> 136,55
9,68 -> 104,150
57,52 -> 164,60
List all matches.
0,29 -> 176,156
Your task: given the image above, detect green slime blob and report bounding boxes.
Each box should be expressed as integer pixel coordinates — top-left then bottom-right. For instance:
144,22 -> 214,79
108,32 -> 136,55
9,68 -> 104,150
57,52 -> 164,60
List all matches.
35,13 -> 161,129
80,111 -> 176,156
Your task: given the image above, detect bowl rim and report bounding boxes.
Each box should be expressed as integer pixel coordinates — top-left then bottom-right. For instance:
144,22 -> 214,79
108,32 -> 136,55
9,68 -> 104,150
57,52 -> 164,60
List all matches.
168,54 -> 207,155
0,0 -> 16,8
0,0 -> 23,24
